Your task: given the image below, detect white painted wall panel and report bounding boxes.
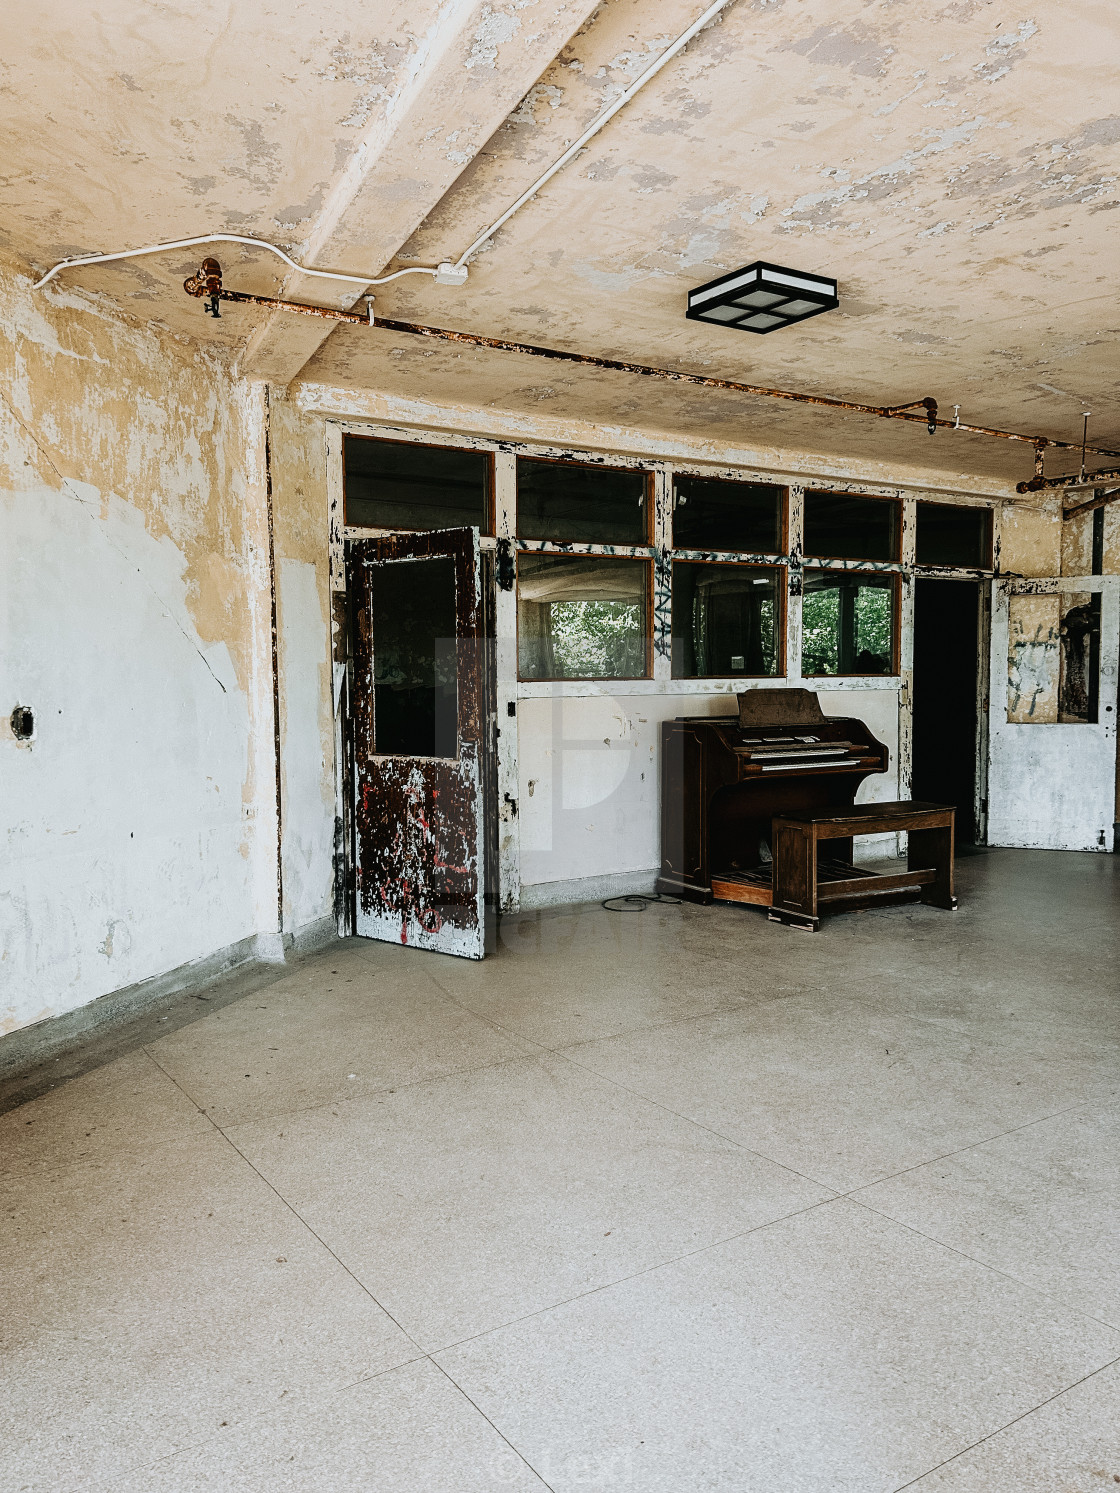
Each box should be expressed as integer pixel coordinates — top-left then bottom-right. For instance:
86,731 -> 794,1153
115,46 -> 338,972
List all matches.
1,487 -> 263,1032
518,686 -> 901,888
277,558 -> 335,931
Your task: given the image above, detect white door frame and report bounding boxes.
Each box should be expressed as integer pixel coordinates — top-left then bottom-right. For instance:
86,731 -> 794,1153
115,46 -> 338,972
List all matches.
988,574 -> 1119,851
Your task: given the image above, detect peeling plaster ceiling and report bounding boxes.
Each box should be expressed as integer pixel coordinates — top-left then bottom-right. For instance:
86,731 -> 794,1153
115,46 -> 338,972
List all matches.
4,0 -> 1118,487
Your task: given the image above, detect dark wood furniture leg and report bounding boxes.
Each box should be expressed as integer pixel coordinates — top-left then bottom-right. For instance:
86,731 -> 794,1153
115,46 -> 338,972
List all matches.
909,824 -> 958,910
769,820 -> 819,931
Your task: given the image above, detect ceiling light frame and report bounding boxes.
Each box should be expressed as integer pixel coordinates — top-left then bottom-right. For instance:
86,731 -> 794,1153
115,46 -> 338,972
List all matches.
687,261 -> 839,335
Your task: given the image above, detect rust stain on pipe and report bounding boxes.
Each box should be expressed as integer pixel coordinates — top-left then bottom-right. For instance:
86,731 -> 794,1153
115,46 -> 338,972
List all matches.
184,262 -> 1120,461
1062,484 -> 1120,518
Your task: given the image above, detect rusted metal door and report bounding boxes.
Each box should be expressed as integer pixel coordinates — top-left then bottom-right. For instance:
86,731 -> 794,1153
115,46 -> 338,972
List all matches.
987,575 -> 1118,850
347,527 -> 488,958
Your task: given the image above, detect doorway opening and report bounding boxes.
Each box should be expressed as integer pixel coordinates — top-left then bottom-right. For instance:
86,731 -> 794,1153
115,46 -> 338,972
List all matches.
912,578 -> 981,844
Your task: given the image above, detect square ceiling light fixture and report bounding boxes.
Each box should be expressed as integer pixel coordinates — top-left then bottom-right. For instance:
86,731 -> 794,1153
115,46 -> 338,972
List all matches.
687,261 -> 839,335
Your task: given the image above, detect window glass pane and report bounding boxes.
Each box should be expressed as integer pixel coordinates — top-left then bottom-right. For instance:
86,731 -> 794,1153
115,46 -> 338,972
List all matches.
1059,592 -> 1101,723
672,476 -> 782,553
345,436 -> 489,532
517,458 -> 648,545
802,571 -> 895,675
916,502 -> 992,568
671,563 -> 781,678
803,491 -> 899,562
518,554 -> 649,679
371,556 -> 458,757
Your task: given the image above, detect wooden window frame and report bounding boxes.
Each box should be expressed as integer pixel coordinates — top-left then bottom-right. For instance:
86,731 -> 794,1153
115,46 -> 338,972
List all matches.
802,488 -> 902,565
801,567 -> 901,679
516,454 -> 654,547
670,474 -> 788,560
669,558 -> 787,680
342,432 -> 495,537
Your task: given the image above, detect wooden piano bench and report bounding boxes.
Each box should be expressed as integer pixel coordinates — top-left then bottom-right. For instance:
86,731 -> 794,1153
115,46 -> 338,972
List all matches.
768,801 -> 958,933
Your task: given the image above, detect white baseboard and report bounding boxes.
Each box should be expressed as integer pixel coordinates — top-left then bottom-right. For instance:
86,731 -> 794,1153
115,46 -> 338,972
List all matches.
518,868 -> 659,910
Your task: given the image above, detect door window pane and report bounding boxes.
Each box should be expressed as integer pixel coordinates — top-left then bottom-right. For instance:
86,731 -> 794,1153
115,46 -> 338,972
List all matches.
1005,590 -> 1103,725
804,491 -> 899,562
518,554 -> 649,679
802,571 -> 895,675
916,502 -> 992,568
345,436 -> 490,532
672,477 -> 782,553
1059,592 -> 1101,723
672,563 -> 781,677
371,556 -> 458,757
517,458 -> 649,545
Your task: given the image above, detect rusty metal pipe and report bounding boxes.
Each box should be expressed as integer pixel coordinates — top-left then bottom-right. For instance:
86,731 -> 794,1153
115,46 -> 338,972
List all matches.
1061,483 -> 1120,517
184,278 -> 371,324
373,315 -> 1120,457
1019,466 -> 1120,495
182,263 -> 1120,461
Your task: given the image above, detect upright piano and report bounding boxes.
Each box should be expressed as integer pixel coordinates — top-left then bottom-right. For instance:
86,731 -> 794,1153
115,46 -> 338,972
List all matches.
656,688 -> 889,907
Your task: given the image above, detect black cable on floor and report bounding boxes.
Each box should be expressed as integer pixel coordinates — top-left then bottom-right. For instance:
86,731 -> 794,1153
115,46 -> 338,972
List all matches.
601,891 -> 683,912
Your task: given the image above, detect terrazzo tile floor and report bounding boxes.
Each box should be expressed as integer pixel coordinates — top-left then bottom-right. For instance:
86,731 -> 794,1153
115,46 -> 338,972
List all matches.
2,849 -> 1118,1491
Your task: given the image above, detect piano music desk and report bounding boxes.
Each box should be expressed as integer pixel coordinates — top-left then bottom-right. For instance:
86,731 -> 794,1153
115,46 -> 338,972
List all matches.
768,801 -> 958,932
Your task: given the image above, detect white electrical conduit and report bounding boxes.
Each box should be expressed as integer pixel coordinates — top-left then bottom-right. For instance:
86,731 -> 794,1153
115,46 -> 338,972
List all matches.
451,0 -> 738,268
32,0 -> 737,295
31,233 -> 433,292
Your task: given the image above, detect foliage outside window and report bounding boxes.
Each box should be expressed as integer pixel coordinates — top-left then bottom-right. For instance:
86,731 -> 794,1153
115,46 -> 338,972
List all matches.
518,554 -> 649,680
671,563 -> 781,678
802,571 -> 895,676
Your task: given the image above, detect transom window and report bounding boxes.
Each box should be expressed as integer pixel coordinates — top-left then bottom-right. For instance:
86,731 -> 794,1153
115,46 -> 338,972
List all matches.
672,475 -> 783,554
517,457 -> 649,546
344,436 -> 492,533
803,491 -> 900,563
916,501 -> 992,569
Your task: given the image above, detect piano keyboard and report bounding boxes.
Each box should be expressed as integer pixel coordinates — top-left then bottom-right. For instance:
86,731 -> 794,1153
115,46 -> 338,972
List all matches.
733,733 -> 863,768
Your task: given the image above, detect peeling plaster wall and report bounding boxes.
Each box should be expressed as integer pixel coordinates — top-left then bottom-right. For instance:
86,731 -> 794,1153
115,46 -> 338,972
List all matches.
0,261 -> 277,1035
267,392 -> 336,936
1000,500 -> 1062,578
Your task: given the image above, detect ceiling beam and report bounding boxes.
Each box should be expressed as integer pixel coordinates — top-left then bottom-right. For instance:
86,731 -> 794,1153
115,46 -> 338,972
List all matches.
242,0 -> 601,385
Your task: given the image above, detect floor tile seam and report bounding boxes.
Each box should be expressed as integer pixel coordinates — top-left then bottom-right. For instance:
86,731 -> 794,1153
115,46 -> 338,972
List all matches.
549,1046 -> 841,1195
213,1048 -> 555,1136
418,976 -> 556,1055
426,1356 -> 558,1493
840,1099 -> 1095,1195
424,1193 -> 842,1359
889,1349 -> 1120,1492
92,1352 -> 435,1491
424,972 -> 760,1054
142,1046 -> 428,1353
214,1123 -> 428,1354
845,1192 -> 1120,1337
